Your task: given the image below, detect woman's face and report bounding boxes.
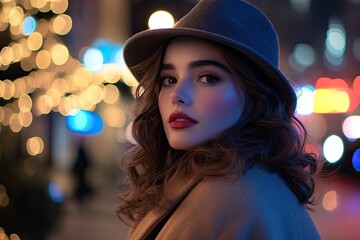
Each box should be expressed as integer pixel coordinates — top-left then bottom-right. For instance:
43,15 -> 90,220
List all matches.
158,38 -> 243,150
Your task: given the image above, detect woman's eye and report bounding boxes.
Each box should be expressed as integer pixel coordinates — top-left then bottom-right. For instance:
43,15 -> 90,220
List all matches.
160,77 -> 176,86
198,75 -> 220,84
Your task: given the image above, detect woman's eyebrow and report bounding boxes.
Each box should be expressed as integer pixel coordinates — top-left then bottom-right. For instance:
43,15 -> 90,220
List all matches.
160,60 -> 230,73
188,60 -> 230,73
161,63 -> 175,70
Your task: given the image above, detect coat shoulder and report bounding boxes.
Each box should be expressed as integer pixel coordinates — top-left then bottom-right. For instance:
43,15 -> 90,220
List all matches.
157,166 -> 320,239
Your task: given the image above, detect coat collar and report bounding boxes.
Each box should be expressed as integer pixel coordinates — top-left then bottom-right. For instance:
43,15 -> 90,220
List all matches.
129,173 -> 200,240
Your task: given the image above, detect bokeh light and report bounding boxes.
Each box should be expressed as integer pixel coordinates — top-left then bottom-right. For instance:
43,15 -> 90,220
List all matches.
295,85 -> 315,115
313,89 -> 349,113
0,184 -> 10,207
322,190 -> 340,212
148,10 -> 175,29
353,76 -> 360,95
26,136 -> 44,156
352,149 -> 360,171
50,0 -> 69,14
8,6 -> 24,27
289,43 -> 315,71
50,14 -> 72,35
102,107 -> 126,128
36,49 -> 51,69
66,110 -> 103,134
342,116 -> 360,139
289,0 -> 311,13
324,19 -> 346,67
51,43 -> 69,65
27,31 -> 43,51
103,84 -> 120,104
22,15 -> 36,35
83,48 -> 104,72
48,181 -> 65,203
323,135 -> 344,163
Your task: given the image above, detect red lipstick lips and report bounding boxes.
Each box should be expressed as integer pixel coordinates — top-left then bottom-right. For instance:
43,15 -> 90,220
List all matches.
168,112 -> 198,129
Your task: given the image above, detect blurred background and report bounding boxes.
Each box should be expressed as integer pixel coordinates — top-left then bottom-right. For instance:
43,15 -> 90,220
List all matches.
0,0 -> 359,239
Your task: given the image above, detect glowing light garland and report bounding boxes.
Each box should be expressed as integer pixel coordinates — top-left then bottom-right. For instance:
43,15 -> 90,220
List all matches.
0,0 -> 137,134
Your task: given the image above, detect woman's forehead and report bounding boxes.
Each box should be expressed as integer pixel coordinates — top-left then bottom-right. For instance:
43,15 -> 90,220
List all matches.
163,37 -> 228,64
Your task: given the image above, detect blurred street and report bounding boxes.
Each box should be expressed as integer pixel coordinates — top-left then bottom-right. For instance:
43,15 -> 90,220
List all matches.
47,173 -> 129,240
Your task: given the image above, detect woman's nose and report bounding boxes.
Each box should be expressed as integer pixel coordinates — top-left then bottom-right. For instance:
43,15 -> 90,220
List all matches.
170,79 -> 192,106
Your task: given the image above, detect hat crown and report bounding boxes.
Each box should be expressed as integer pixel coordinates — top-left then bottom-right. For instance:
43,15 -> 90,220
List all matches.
175,0 -> 279,67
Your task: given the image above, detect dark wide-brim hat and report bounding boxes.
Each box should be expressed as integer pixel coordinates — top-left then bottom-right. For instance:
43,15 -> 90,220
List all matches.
123,0 -> 297,107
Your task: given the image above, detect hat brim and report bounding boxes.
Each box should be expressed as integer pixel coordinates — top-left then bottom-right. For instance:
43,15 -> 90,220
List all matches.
123,27 -> 296,104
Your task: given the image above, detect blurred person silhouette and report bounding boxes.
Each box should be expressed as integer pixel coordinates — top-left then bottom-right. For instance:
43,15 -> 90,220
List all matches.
117,0 -> 323,239
72,141 -> 94,205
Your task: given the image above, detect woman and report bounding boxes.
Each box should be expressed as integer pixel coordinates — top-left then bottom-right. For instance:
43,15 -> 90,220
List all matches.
117,0 -> 323,239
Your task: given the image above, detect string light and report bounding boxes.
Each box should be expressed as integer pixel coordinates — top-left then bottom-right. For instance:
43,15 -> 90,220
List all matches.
1,0 -> 138,135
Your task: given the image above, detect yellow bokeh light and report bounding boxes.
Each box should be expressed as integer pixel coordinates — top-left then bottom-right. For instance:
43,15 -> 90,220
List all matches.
121,67 -> 139,87
103,84 -> 119,104
73,67 -> 93,88
46,88 -> 62,107
8,6 -> 24,26
10,42 -> 24,62
18,111 -> 33,127
19,38 -> 32,58
39,1 -> 51,13
76,92 -> 94,111
0,107 -> 4,123
0,106 -> 12,126
52,78 -> 67,95
86,84 -> 104,104
9,113 -> 22,132
36,49 -> 51,69
61,95 -> 80,116
22,0 -> 34,10
101,64 -> 121,83
18,94 -> 33,112
10,233 -> 21,240
51,43 -> 69,65
148,10 -> 175,29
0,183 -> 10,207
26,136 -> 44,156
27,31 -> 43,51
322,190 -> 340,212
10,24 -> 23,36
1,46 -> 13,65
20,56 -> 34,72
35,94 -> 53,115
51,14 -> 72,35
31,0 -> 47,9
13,78 -> 27,98
51,0 -> 68,14
313,89 -> 350,113
1,79 -> 15,100
0,64 -> 9,71
103,107 -> 126,128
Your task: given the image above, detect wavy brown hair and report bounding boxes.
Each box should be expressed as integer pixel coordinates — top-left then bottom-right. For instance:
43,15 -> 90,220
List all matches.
117,39 -> 323,222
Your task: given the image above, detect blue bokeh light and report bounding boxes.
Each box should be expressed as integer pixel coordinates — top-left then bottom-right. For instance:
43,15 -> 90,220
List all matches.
66,110 -> 103,135
352,148 -> 360,171
82,39 -> 125,71
83,48 -> 104,72
48,181 -> 64,203
22,16 -> 36,36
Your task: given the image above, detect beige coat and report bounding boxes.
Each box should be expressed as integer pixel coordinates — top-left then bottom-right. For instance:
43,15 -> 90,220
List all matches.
129,166 -> 320,240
